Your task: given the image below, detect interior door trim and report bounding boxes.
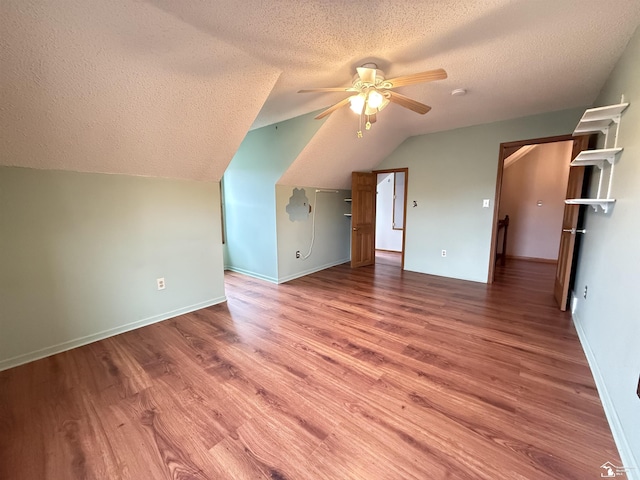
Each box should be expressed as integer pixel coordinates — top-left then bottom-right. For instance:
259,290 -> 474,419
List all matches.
488,134 -> 575,284
373,167 -> 409,270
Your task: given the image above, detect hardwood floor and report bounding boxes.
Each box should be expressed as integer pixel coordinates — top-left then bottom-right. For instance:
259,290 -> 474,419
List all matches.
0,259 -> 620,479
375,249 -> 402,267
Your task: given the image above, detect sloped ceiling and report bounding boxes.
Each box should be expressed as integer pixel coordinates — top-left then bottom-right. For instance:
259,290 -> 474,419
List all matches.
279,107 -> 408,189
504,145 -> 538,170
0,0 -> 281,180
1,0 -> 639,184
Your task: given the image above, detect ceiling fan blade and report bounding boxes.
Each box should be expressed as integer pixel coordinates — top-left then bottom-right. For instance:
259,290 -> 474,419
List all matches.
388,91 -> 431,115
298,87 -> 352,93
384,68 -> 447,88
356,67 -> 377,84
315,96 -> 353,119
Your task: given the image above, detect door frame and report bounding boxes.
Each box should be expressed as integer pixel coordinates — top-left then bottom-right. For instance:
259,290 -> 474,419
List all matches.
488,134 -> 575,283
373,168 -> 409,269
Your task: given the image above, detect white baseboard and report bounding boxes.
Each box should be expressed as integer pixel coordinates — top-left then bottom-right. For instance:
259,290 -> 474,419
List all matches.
572,306 -> 638,479
277,258 -> 350,284
225,260 -> 350,284
0,296 -> 227,372
224,266 -> 278,284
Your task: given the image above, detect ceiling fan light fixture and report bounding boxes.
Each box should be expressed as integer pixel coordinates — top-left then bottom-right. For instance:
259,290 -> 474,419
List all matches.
301,65 -> 446,135
349,94 -> 366,113
367,90 -> 384,109
351,90 -> 388,116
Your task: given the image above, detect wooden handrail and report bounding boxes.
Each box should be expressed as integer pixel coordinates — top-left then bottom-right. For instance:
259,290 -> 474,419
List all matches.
495,215 -> 509,266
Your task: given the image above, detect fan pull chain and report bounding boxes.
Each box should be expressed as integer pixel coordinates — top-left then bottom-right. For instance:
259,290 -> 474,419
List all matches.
364,90 -> 372,131
357,91 -> 369,138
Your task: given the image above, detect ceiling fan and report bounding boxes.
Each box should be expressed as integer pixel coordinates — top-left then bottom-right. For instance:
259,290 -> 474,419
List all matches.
298,63 -> 447,137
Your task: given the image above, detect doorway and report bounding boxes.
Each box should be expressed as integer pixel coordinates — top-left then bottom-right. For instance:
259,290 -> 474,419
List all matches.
498,140 -> 573,262
373,168 -> 408,269
489,134 -> 592,310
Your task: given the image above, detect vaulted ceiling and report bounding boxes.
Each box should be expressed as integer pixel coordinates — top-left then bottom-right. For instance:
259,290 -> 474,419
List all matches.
2,1 -> 639,188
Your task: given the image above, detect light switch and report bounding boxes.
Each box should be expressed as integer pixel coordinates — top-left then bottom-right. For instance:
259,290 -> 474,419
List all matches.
482,199 -> 490,208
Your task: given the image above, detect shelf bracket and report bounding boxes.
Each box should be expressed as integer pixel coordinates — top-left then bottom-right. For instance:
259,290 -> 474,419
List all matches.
568,99 -> 627,214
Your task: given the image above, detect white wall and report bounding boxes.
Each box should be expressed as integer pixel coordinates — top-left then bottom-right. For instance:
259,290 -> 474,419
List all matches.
376,107 -> 585,282
0,167 -> 225,371
572,27 -> 640,473
276,185 -> 351,283
376,173 -> 403,251
499,141 -> 572,260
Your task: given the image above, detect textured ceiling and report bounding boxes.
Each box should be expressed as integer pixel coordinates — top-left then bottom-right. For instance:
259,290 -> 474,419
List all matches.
0,0 -> 281,180
279,107 -> 408,190
1,0 -> 639,184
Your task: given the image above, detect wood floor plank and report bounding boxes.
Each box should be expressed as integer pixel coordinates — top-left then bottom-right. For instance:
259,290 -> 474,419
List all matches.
207,436 -> 272,479
0,258 -> 622,479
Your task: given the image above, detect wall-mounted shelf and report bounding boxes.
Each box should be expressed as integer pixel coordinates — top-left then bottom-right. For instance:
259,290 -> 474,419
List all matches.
573,103 -> 629,135
567,98 -> 629,214
565,199 -> 616,214
570,148 -> 623,168
344,198 -> 352,202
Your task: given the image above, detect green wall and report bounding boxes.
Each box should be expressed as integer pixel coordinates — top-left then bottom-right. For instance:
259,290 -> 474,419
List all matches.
276,185 -> 351,283
223,112 -> 323,282
572,27 -> 640,472
376,107 -> 585,282
0,167 -> 225,370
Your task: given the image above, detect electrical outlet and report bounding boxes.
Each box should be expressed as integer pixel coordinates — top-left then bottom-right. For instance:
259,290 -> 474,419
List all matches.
482,199 -> 490,208
441,250 -> 447,257
157,277 -> 165,290
296,251 -> 301,259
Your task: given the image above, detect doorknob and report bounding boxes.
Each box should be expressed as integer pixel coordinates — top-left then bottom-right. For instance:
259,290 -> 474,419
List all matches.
353,227 -> 359,231
562,228 -> 586,234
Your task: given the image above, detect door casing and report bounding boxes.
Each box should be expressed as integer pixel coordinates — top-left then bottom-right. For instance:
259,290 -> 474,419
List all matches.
488,134 -> 582,286
351,172 -> 377,268
373,168 -> 409,270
